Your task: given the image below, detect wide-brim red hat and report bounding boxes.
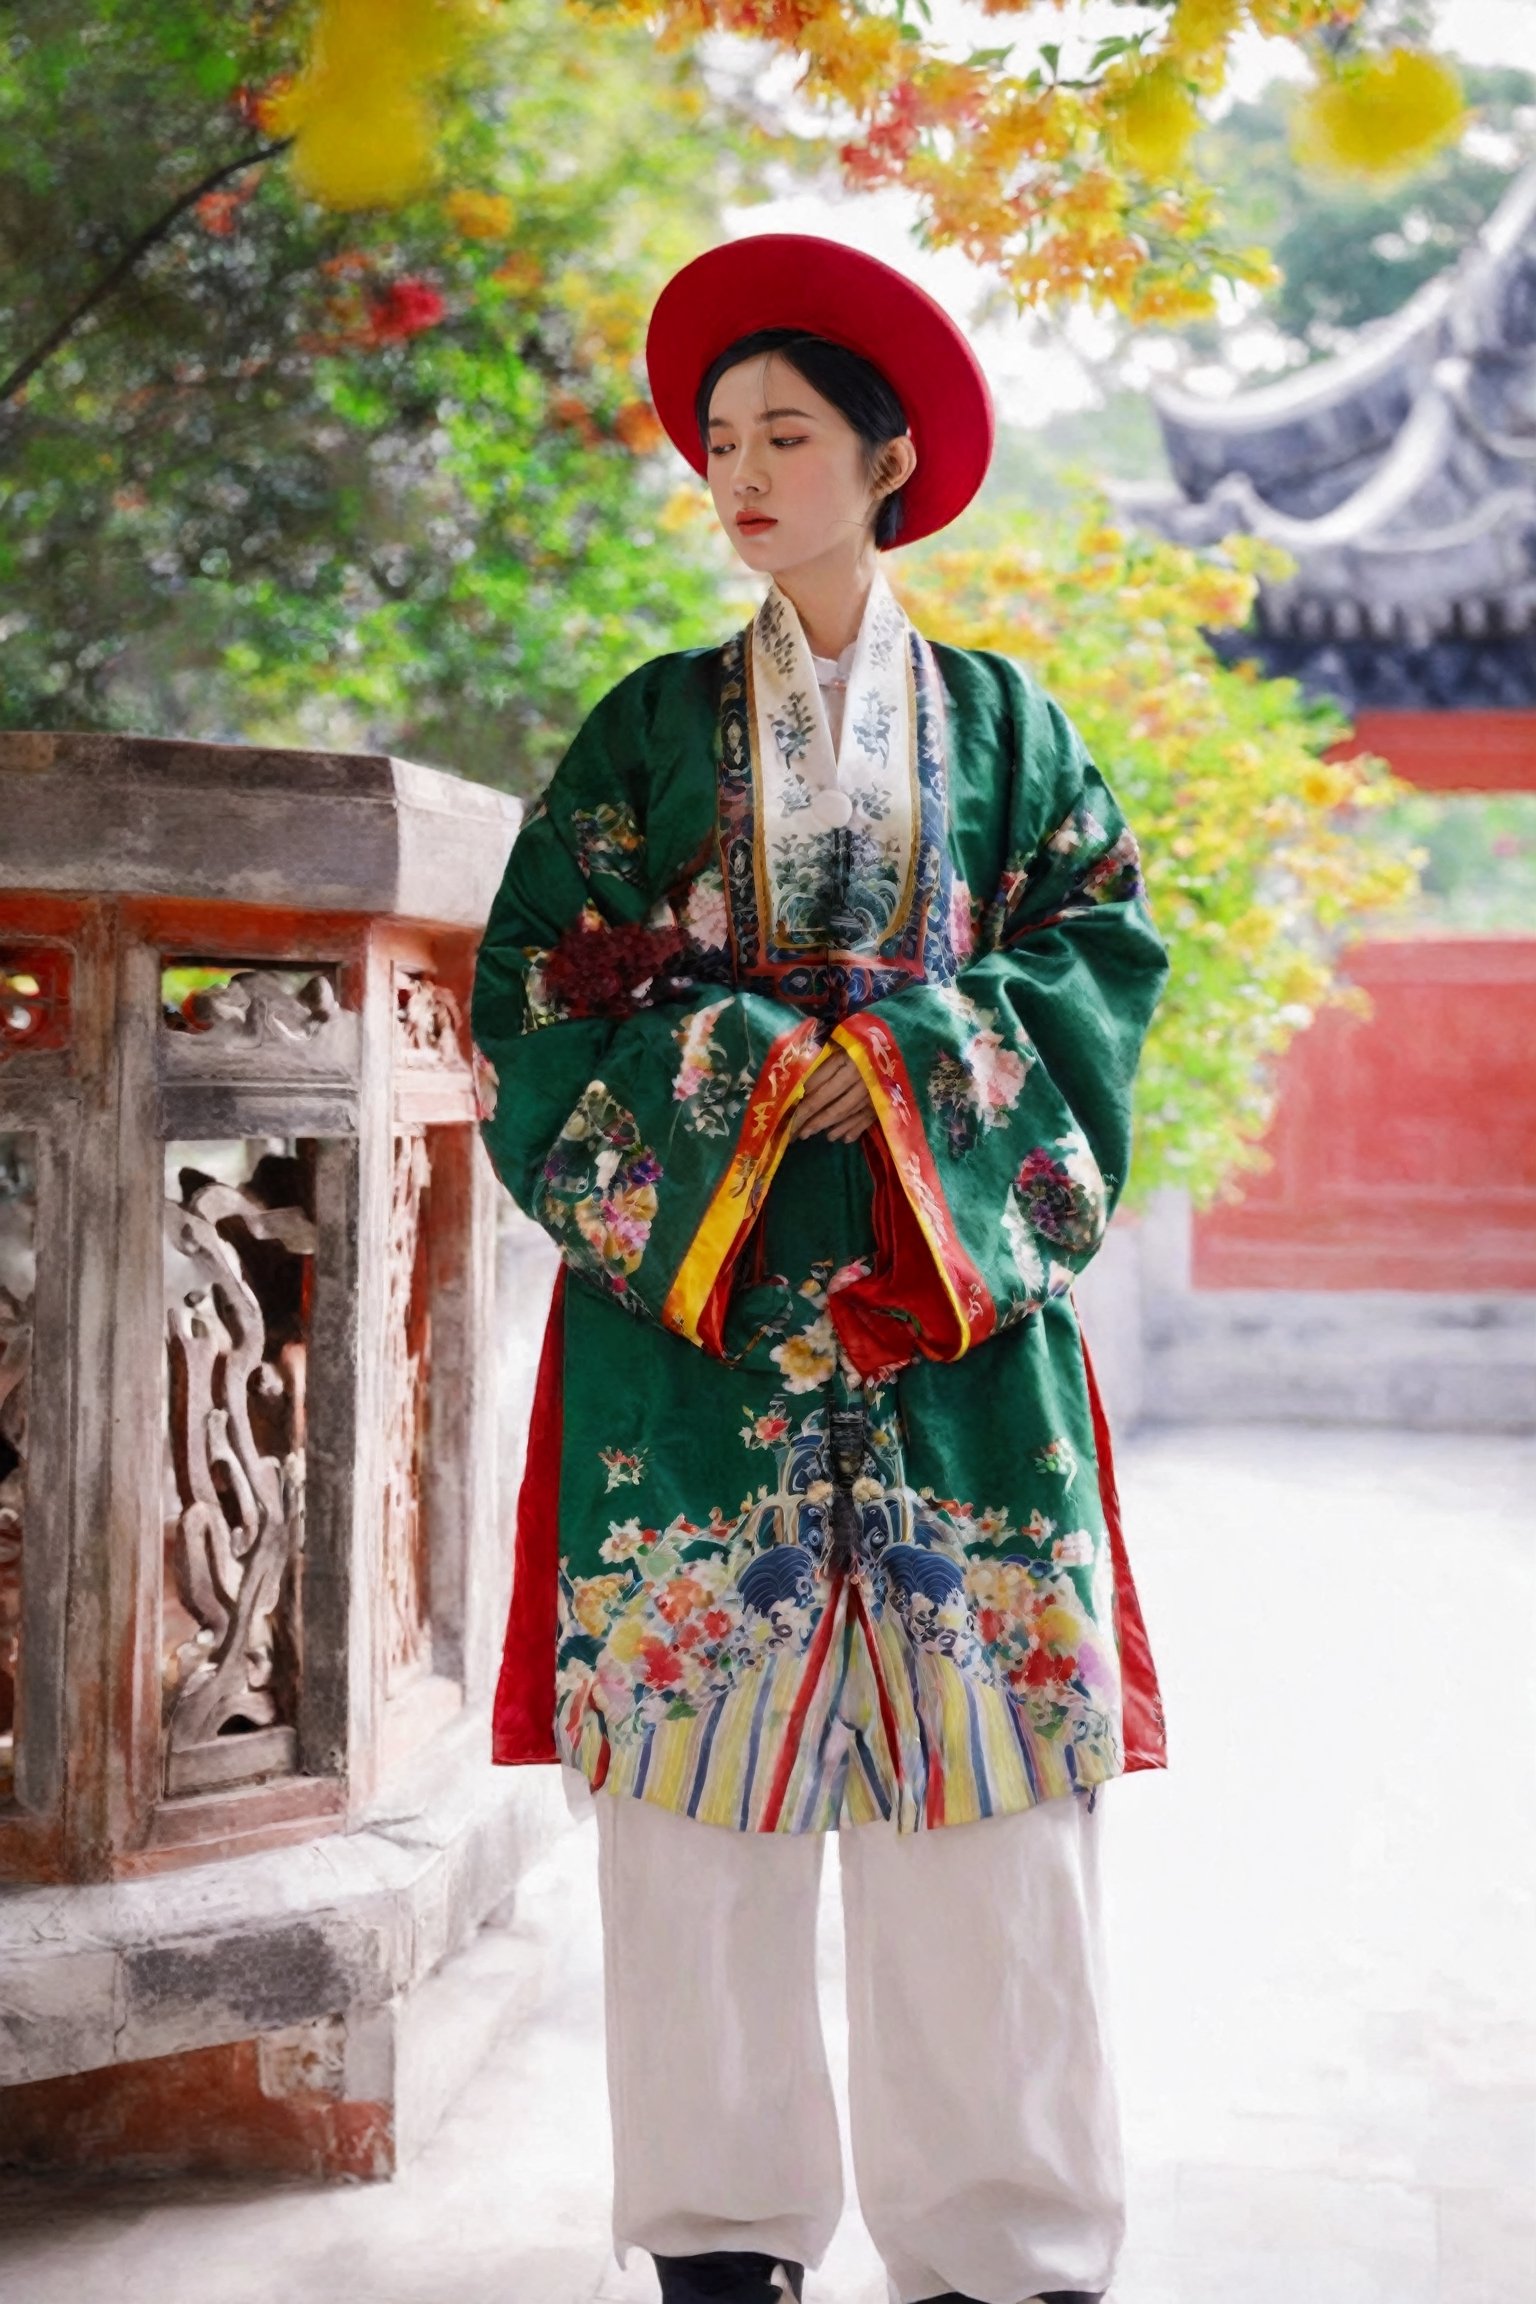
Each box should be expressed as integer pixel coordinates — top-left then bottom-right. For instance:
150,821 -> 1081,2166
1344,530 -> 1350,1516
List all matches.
645,234 -> 994,549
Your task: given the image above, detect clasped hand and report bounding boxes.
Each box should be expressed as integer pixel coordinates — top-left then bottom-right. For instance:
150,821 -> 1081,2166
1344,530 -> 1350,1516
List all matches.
791,1046 -> 877,1144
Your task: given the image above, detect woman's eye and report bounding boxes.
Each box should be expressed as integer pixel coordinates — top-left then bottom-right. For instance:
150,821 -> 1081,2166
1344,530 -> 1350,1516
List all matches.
708,442 -> 734,457
771,435 -> 807,449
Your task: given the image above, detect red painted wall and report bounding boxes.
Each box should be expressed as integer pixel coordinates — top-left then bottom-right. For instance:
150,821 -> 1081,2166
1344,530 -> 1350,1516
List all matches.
1193,710 -> 1536,1293
1193,939 -> 1536,1291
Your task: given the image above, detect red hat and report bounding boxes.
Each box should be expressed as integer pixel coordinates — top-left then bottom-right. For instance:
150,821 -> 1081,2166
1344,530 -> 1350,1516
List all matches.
645,234 -> 994,548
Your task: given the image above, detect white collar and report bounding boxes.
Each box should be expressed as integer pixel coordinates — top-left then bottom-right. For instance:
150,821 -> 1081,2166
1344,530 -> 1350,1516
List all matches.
747,570 -> 917,946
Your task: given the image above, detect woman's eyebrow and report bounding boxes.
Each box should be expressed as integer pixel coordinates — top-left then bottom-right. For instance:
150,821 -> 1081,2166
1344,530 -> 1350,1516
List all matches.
706,406 -> 819,429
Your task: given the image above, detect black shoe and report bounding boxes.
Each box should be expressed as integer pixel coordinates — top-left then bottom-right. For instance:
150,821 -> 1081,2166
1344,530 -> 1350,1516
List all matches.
653,2251 -> 806,2303
916,2292 -> 1102,2303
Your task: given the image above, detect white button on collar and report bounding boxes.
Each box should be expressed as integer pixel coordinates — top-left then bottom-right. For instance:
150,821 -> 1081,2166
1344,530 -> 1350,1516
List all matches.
809,787 -> 854,830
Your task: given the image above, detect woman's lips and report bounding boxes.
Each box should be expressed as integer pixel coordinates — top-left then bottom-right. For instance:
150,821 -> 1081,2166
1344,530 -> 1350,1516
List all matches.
736,514 -> 777,533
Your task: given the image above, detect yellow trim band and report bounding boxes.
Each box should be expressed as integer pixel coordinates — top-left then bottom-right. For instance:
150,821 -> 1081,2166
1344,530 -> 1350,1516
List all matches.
662,1033 -> 827,1347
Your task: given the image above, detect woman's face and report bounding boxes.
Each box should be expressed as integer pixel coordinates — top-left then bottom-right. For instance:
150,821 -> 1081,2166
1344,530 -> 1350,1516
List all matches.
704,352 -> 909,581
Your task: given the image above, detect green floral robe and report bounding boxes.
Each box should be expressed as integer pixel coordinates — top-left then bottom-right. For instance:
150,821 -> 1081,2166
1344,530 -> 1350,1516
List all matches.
473,574 -> 1169,1833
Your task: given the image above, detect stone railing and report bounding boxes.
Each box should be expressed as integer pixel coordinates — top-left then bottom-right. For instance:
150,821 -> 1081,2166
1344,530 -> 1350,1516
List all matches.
0,732 -> 521,1883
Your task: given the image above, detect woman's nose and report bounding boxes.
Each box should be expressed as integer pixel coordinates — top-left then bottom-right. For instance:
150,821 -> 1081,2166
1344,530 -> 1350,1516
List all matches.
732,441 -> 768,493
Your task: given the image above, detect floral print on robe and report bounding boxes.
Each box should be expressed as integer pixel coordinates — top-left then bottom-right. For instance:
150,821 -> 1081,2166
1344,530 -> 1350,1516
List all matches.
472,573 -> 1170,1832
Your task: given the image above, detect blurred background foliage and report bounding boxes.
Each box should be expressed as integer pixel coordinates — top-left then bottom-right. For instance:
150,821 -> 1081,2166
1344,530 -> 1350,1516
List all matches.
0,0 -> 773,780
896,516 -> 1417,1202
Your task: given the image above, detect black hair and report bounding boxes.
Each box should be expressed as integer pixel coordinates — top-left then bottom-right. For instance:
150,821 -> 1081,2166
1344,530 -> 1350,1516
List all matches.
696,327 -> 909,549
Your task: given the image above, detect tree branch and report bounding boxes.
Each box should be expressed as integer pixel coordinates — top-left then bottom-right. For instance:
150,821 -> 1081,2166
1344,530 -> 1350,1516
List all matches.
0,138 -> 294,412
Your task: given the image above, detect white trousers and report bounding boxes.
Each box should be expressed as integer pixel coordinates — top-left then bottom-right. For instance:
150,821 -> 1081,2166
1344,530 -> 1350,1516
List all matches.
592,1782 -> 1124,2304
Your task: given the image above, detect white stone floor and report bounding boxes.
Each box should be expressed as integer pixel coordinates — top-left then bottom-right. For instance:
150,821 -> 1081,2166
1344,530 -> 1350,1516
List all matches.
3,1424 -> 1533,2304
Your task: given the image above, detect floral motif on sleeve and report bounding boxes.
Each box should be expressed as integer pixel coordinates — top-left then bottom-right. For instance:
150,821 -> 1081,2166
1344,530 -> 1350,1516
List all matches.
927,998 -> 1032,1155
1069,825 -> 1144,907
1011,1132 -> 1105,1257
535,907 -> 689,1024
533,1083 -> 662,1294
673,1001 -> 755,1138
569,800 -> 646,885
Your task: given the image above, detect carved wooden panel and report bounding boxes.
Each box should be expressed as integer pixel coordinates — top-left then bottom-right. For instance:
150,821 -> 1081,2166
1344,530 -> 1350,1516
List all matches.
169,968 -> 341,1045
0,1136 -> 35,1801
382,1131 -> 433,1692
162,1146 -> 316,1796
157,964 -> 362,1143
0,947 -> 71,1059
392,968 -> 474,1126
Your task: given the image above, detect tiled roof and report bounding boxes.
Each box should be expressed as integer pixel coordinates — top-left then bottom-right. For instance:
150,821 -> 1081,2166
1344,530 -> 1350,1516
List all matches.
1121,163 -> 1536,707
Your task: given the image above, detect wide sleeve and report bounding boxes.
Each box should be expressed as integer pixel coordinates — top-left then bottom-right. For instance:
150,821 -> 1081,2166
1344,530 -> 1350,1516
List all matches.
824,662 -> 1168,1377
471,663 -> 822,1351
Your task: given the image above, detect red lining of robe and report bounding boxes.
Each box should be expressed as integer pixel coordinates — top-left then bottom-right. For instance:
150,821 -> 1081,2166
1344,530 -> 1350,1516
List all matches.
491,1269 -> 566,1765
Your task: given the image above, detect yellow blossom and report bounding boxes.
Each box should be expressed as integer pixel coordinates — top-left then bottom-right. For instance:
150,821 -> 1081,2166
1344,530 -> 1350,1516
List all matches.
1301,761 -> 1360,812
1033,1603 -> 1081,1648
1169,0 -> 1241,53
608,1615 -> 648,1662
572,1574 -> 627,1637
1102,63 -> 1202,177
446,187 -> 513,239
1292,48 -> 1465,181
801,14 -> 905,108
490,250 -> 543,294
271,0 -> 491,211
658,485 -> 710,532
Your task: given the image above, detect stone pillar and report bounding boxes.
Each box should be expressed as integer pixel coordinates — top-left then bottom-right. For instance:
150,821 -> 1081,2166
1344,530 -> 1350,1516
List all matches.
0,733 -> 566,2174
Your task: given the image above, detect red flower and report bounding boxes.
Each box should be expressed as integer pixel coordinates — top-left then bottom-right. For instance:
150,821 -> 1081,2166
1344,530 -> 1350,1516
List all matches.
976,1607 -> 1006,1646
655,1573 -> 710,1625
367,279 -> 447,344
639,1638 -> 683,1688
548,391 -> 601,447
702,1607 -> 732,1639
195,189 -> 245,237
1023,1648 -> 1076,1689
613,398 -> 666,455
543,916 -> 686,1019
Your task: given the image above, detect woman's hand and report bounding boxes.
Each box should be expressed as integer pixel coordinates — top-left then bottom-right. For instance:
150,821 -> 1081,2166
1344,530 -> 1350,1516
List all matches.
793,1047 -> 877,1144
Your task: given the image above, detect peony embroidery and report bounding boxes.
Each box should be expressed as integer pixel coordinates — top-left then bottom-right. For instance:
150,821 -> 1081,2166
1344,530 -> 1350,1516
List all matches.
771,1312 -> 838,1394
928,1005 -> 1030,1154
1012,1134 -> 1105,1257
682,868 -> 730,954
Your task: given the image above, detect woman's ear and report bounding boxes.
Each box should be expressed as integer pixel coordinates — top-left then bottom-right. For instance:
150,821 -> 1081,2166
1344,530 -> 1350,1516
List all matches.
874,434 -> 919,500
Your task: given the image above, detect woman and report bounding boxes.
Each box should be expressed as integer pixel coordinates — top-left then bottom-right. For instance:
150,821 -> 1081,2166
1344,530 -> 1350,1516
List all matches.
471,235 -> 1169,2304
